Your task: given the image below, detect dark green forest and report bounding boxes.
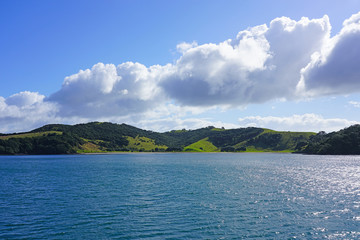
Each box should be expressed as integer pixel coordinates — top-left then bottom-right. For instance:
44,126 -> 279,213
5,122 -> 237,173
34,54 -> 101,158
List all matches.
0,132 -> 83,155
301,125 -> 360,155
1,122 -> 359,155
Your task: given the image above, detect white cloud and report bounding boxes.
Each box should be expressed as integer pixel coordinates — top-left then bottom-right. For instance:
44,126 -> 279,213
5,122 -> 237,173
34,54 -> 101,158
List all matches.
5,91 -> 45,107
162,26 -> 270,106
238,113 -> 359,132
45,12 -> 352,119
0,92 -> 59,133
349,101 -> 360,108
161,15 -> 330,106
176,41 -> 198,53
135,117 -> 240,133
48,62 -> 172,118
2,12 -> 360,133
299,11 -> 360,96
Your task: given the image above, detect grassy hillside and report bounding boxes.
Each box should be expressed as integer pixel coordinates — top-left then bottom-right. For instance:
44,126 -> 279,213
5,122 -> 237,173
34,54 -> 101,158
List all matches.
235,129 -> 315,152
184,138 -> 219,152
0,122 -> 317,155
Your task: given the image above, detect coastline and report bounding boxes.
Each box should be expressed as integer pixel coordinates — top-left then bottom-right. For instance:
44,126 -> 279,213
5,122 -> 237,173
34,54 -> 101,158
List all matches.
78,151 -> 294,155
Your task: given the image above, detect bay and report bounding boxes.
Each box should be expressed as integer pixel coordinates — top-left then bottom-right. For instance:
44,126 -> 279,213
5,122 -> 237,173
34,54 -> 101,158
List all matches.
1,153 -> 360,239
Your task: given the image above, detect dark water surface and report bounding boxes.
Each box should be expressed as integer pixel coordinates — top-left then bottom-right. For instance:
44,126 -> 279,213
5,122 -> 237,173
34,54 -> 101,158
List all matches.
1,153 -> 360,239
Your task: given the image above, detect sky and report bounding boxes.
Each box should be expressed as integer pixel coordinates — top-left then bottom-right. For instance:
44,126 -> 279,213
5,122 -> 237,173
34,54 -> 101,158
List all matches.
1,0 -> 360,133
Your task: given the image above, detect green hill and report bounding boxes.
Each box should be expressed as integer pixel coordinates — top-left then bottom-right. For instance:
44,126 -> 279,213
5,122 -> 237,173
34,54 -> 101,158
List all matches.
0,122 -> 317,155
184,138 -> 219,152
300,125 -> 360,155
237,129 -> 315,153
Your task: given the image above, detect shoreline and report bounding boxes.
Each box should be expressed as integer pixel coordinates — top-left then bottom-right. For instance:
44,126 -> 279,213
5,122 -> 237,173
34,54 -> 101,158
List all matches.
79,151 -> 294,155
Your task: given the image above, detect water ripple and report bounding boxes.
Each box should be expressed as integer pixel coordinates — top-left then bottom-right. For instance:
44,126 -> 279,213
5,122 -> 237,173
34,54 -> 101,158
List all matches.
1,153 -> 360,239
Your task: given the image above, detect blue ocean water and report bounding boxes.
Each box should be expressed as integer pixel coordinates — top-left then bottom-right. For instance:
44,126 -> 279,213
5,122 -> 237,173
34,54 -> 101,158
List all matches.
1,153 -> 360,239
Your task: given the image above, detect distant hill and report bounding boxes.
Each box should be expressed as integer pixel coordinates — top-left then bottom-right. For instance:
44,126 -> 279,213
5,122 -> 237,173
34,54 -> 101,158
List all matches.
0,122 -> 317,155
301,124 -> 360,155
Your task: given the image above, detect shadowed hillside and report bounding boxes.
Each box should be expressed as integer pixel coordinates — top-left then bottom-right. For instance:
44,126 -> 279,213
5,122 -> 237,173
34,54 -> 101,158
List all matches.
0,122 -> 318,155
301,125 -> 360,155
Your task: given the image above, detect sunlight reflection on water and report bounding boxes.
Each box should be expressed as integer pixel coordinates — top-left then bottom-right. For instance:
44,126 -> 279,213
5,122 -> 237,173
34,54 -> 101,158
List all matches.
0,153 -> 360,239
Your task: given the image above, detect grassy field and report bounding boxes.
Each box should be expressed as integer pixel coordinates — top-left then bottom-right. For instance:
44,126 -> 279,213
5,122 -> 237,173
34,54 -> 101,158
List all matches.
184,138 -> 219,152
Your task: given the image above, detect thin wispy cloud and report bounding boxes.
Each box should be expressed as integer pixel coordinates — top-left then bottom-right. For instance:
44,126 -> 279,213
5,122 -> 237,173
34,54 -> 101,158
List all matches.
238,114 -> 360,132
349,101 -> 360,108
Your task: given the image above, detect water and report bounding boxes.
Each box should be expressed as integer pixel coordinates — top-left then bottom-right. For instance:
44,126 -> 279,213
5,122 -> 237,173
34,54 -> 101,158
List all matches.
1,153 -> 360,239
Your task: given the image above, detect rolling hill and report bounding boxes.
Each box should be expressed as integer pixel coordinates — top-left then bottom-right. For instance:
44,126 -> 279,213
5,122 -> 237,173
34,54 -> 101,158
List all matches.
0,122 -> 319,155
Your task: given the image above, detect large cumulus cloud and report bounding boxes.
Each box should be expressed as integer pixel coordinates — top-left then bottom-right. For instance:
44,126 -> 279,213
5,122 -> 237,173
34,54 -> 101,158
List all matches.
299,12 -> 360,96
46,13 -> 334,118
2,12 -> 360,132
48,62 -> 172,117
46,12 -> 358,115
162,15 -> 331,106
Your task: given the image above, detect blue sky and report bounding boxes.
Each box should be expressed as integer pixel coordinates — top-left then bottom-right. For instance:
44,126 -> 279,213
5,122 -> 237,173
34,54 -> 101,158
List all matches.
1,0 -> 360,133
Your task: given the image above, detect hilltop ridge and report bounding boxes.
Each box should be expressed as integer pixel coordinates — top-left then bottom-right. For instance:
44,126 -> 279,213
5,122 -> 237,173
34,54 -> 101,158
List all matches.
2,122 -> 360,155
0,122 -> 318,155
